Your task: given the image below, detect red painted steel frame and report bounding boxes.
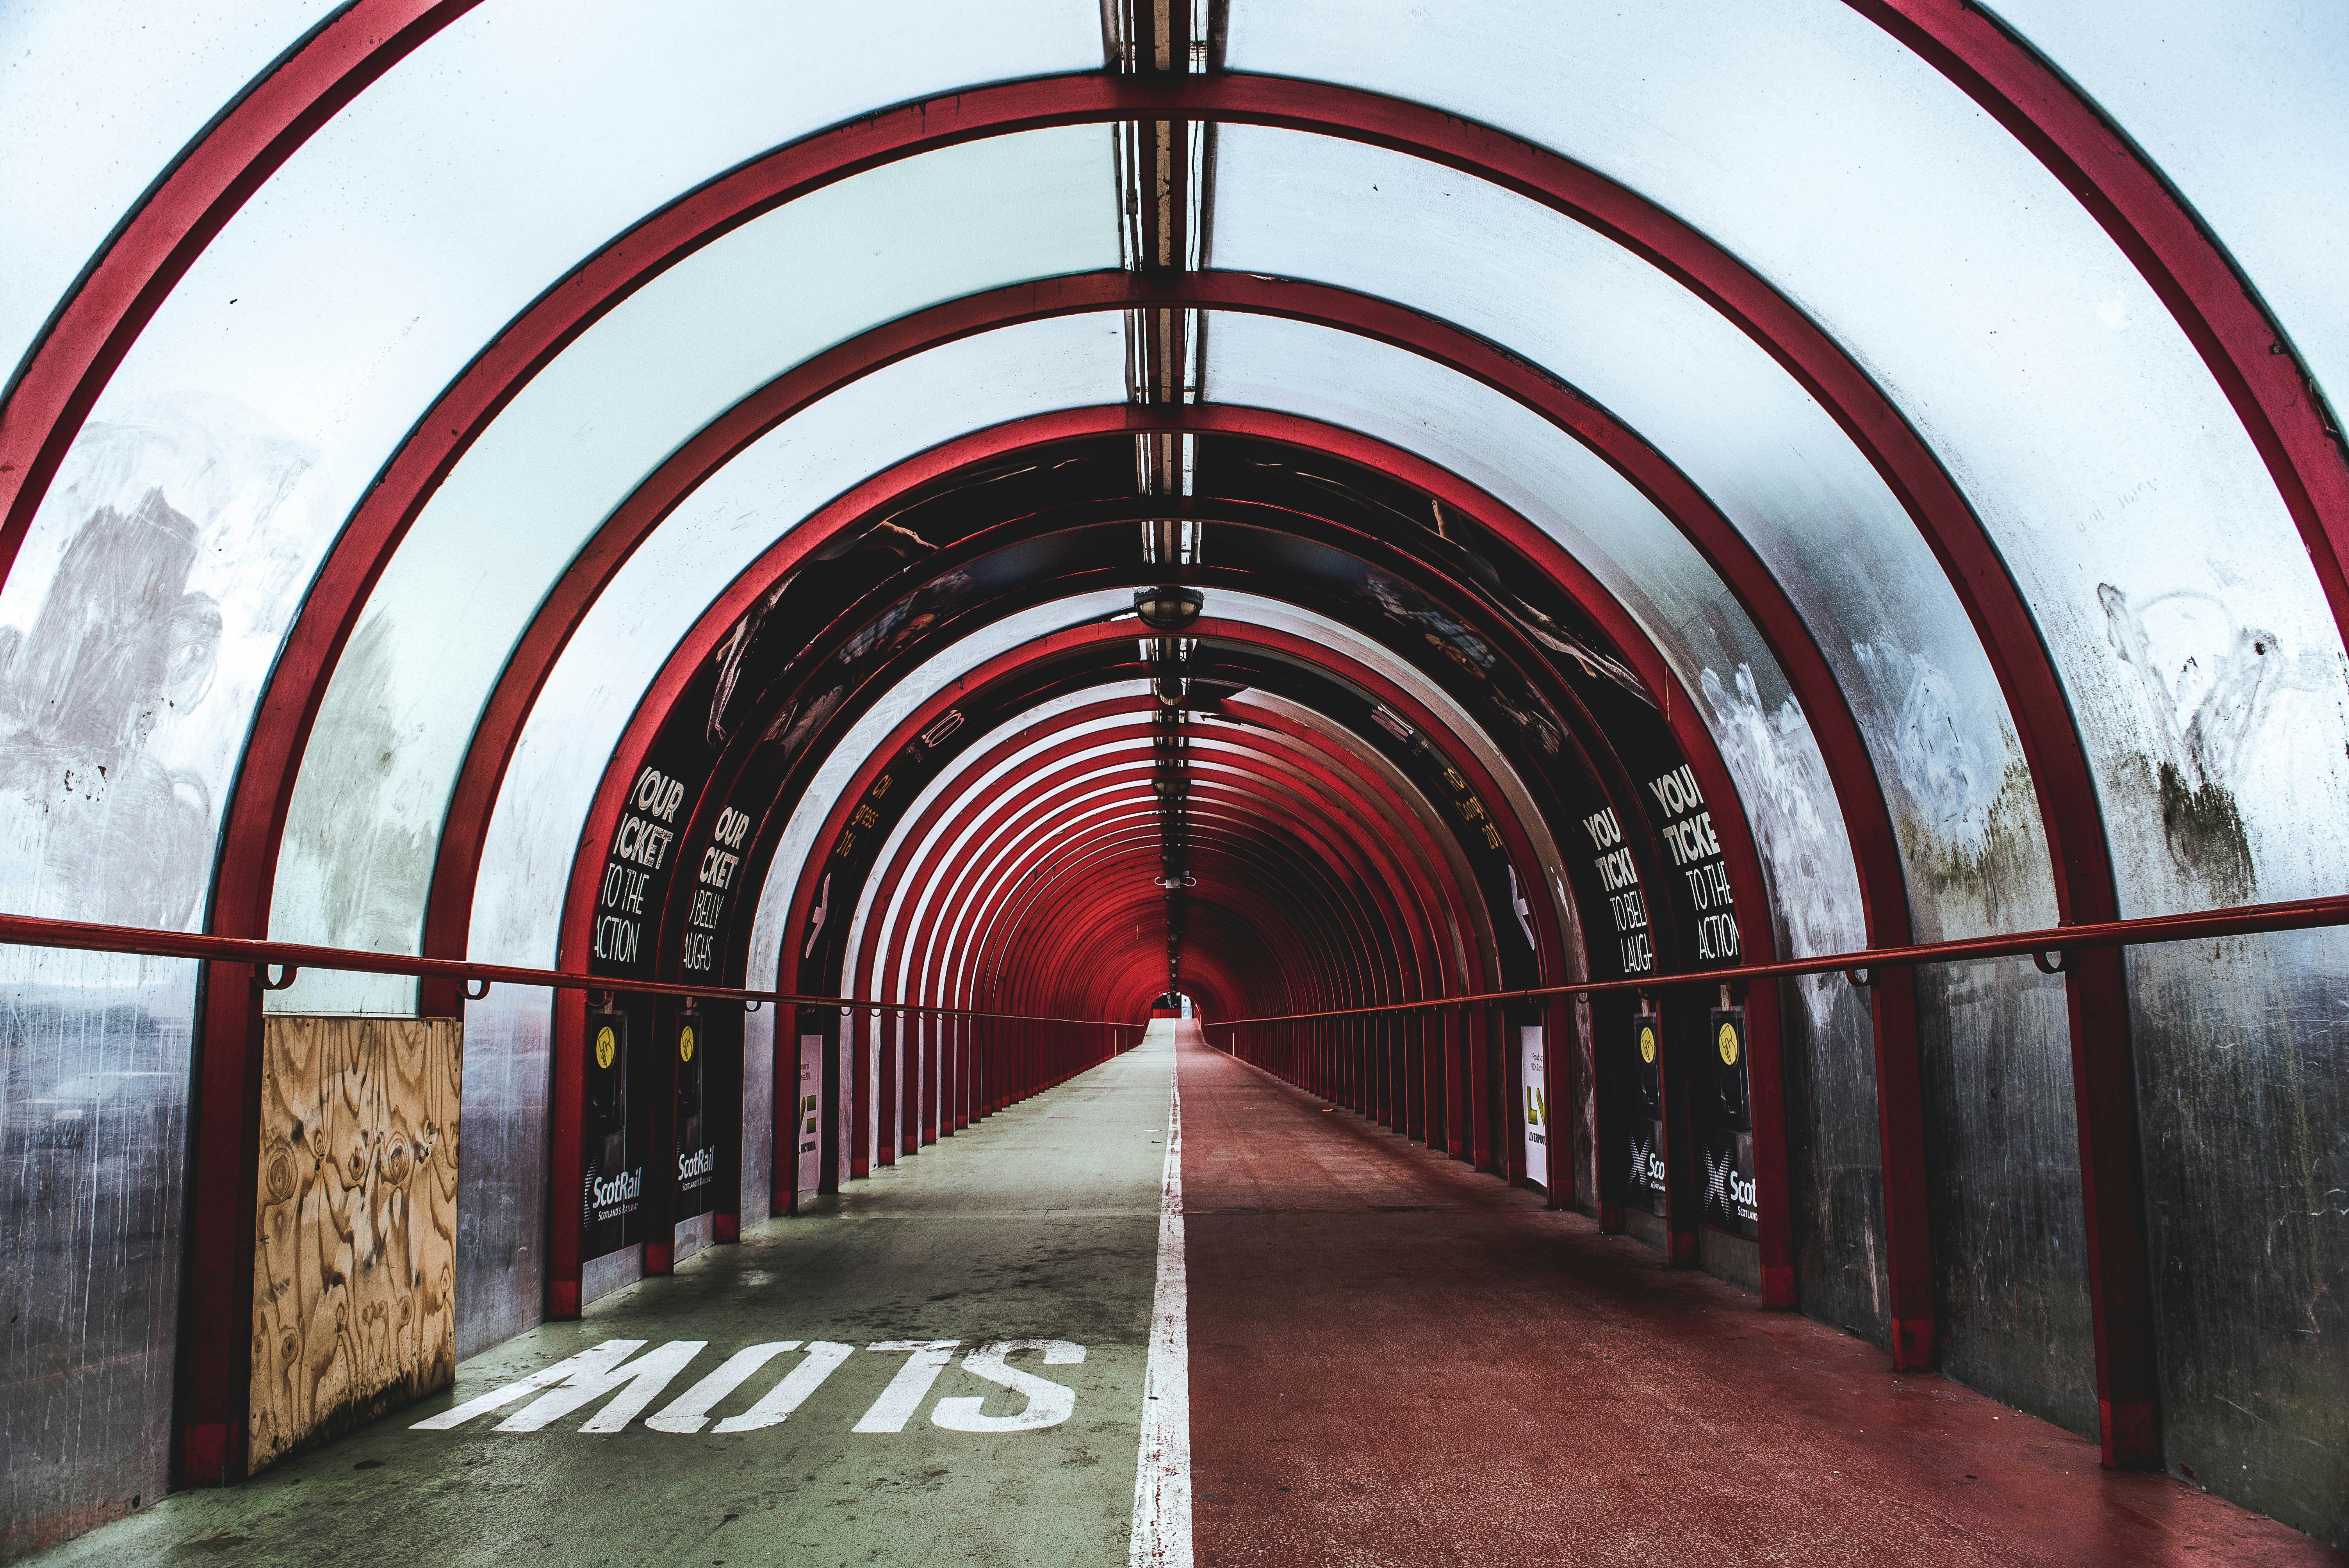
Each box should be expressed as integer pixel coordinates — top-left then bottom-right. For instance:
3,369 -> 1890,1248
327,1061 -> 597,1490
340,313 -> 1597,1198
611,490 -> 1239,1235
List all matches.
377,257 -> 2118,1411
87,55 -> 2234,1465
923,809 -> 1406,1123
855,720 -> 1458,1045
932,770 -> 1429,1046
897,732 -> 1419,1051
843,702 -> 1464,1155
1839,2 -> 2347,1454
25,8 -> 492,1488
544,390 -> 1828,1281
761,629 -> 1503,1159
761,616 -> 1562,1171
797,632 -> 1500,1016
349,250 -> 1909,1333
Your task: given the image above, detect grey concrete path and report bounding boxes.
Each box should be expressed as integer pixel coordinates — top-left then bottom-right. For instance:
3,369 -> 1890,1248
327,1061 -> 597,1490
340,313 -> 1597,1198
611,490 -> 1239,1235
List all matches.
37,1030 -> 1177,1568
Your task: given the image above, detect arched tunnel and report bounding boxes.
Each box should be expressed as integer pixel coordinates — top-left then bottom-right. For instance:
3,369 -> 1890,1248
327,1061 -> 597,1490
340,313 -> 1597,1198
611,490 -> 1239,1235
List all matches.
2,2 -> 2346,1563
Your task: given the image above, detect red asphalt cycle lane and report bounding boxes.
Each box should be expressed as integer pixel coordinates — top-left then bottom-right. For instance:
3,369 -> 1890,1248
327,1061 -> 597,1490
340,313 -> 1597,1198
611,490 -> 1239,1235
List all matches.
1176,1033 -> 2340,1568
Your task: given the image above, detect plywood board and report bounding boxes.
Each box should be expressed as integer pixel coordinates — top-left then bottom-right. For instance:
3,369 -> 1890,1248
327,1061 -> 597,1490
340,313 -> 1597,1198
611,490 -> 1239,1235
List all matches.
250,1016 -> 461,1470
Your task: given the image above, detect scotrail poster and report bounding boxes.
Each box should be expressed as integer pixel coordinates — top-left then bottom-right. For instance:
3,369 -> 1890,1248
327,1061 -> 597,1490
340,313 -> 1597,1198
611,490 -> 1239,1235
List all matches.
583,1010 -> 645,1258
1702,1008 -> 1758,1237
674,1012 -> 715,1221
1625,1009 -> 1668,1216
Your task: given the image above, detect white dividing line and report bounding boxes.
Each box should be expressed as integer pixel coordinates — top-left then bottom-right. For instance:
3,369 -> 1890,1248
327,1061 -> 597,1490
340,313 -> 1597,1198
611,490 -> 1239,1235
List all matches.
1130,1028 -> 1192,1568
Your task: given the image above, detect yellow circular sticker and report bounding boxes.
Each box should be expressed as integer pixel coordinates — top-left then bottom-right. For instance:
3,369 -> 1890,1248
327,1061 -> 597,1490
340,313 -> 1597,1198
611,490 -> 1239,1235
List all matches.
679,1025 -> 696,1064
1718,1021 -> 1740,1067
1638,1023 -> 1657,1064
594,1025 -> 617,1071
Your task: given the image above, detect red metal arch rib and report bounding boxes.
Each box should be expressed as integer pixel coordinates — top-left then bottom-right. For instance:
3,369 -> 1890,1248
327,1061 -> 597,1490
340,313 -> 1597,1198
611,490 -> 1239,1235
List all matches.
1847,0 -> 2349,641
843,703 -> 1462,1153
935,776 -> 1426,1040
876,750 -> 1444,1053
523,395 -> 1816,1284
0,0 -> 481,602
829,702 -> 1472,1077
769,616 -> 1577,1180
142,69 -> 2173,1462
788,677 -> 1470,1168
169,87 -> 2116,1408
899,732 -> 1453,1003
905,778 -> 1445,1134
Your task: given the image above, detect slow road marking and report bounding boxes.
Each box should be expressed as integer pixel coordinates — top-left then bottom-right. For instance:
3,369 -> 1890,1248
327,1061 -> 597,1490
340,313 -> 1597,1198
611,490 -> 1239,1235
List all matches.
412,1338 -> 1088,1436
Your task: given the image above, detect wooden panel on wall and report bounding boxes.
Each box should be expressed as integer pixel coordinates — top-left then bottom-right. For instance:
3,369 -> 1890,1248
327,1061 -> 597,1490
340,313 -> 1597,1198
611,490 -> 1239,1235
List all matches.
250,1016 -> 462,1471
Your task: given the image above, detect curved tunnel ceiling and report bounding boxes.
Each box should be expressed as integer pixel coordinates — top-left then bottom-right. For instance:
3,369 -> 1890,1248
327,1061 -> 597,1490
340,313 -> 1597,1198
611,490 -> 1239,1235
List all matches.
0,4 -> 2338,1015
3,0 -> 2348,1507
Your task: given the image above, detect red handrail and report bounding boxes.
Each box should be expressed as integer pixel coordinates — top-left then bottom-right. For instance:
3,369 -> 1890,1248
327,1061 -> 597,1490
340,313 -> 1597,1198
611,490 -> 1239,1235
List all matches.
1203,892 -> 2349,1026
0,911 -> 1143,1030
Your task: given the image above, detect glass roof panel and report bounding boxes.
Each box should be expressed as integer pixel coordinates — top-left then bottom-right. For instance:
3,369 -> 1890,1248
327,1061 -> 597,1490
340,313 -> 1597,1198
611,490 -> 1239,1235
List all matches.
1987,0 -> 2349,418
1226,0 -> 2349,915
462,317 -> 1130,999
267,130 -> 1118,1011
1,0 -> 1101,967
1214,123 -> 2046,941
1203,311 -> 1868,970
0,0 -> 339,388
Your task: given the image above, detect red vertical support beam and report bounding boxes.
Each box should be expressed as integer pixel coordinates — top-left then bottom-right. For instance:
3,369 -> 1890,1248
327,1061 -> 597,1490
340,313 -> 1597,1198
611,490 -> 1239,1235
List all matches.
952,1019 -> 968,1131
1543,995 -> 1573,1210
1428,1009 -> 1447,1159
1425,1011 -> 1444,1154
547,987 -> 587,1315
1866,969 -> 1933,1361
861,1009 -> 879,1176
1412,1012 -> 1429,1145
1741,981 -> 1796,1308
877,1011 -> 898,1167
178,965 -> 262,1483
1471,1004 -> 1495,1170
927,1017 -> 941,1138
2065,948 -> 2158,1463
900,1015 -> 918,1157
1376,1014 -> 1392,1130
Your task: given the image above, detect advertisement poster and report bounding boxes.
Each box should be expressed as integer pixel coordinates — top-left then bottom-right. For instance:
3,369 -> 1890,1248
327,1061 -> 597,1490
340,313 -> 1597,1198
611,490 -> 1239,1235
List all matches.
1520,1024 -> 1548,1188
795,1035 -> 823,1203
582,1010 -> 645,1259
1702,1008 -> 1758,1237
1625,1009 -> 1668,1216
674,1012 -> 715,1221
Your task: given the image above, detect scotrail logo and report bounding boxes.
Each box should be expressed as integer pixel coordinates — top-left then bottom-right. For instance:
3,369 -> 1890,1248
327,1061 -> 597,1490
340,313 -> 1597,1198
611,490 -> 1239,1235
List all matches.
591,1167 -> 643,1210
677,1146 -> 716,1183
1705,1146 -> 1758,1222
1629,1130 -> 1665,1193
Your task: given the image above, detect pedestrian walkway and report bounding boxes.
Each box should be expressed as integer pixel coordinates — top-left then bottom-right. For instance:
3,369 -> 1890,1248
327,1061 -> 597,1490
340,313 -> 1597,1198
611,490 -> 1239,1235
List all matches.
1178,1029 -> 2340,1568
33,1021 -> 2340,1567
34,1028 -> 1182,1568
